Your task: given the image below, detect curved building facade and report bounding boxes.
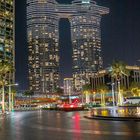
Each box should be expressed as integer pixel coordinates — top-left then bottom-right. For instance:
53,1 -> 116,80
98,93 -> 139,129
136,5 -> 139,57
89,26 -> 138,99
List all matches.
27,0 -> 60,93
27,0 -> 109,93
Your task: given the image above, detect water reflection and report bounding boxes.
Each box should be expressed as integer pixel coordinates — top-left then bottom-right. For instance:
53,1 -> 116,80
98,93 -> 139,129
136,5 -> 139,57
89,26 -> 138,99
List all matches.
0,111 -> 140,140
91,107 -> 140,117
72,113 -> 82,140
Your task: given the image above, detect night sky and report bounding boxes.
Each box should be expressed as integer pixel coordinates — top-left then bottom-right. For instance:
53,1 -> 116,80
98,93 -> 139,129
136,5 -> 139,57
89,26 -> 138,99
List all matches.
15,0 -> 140,90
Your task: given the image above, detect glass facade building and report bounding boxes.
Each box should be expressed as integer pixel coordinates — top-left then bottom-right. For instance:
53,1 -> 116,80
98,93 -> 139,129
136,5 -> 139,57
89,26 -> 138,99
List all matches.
27,0 -> 60,94
27,0 -> 109,93
0,0 -> 15,81
71,0 -> 109,91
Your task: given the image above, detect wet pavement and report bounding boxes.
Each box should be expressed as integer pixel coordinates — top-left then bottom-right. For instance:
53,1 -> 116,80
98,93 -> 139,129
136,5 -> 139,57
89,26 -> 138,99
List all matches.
0,110 -> 140,140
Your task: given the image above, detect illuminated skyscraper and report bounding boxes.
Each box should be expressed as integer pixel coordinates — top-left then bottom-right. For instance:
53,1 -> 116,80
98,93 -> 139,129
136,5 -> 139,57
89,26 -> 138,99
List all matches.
27,0 -> 60,94
0,0 -> 15,81
71,0 -> 109,90
27,0 -> 109,93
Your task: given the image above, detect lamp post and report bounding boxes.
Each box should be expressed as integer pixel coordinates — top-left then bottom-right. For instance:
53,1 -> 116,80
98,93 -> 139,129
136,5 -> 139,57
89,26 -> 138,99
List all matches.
111,83 -> 115,107
117,81 -> 123,106
93,91 -> 96,104
68,86 -> 71,104
7,83 -> 18,112
107,82 -> 115,107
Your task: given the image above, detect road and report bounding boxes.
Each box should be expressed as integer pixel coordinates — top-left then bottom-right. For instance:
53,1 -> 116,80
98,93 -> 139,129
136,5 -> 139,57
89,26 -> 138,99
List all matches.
0,111 -> 140,140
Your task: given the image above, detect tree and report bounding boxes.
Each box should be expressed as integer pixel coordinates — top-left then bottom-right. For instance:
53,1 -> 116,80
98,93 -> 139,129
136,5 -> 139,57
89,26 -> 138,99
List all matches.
110,60 -> 129,105
54,87 -> 63,95
110,60 -> 130,79
82,84 -> 92,91
24,90 -> 34,97
119,84 -> 127,96
82,84 -> 92,103
96,84 -> 109,106
0,60 -> 13,113
131,88 -> 139,97
129,82 -> 140,97
11,88 -> 16,111
24,90 -> 34,107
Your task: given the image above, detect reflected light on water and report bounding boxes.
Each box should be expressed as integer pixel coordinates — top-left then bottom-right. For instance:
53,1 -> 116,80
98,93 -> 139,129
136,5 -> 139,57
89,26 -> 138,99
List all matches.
118,109 -> 125,114
101,110 -> 109,116
73,113 -> 82,140
91,107 -> 140,117
93,110 -> 98,116
137,107 -> 140,116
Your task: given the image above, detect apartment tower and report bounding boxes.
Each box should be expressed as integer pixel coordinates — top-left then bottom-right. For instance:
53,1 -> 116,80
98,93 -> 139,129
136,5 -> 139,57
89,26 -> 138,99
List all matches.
0,0 -> 15,82
27,0 -> 109,93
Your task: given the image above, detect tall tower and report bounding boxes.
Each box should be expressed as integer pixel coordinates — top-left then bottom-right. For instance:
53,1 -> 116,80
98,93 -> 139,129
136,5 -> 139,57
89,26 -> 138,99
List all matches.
0,0 -> 15,82
71,0 -> 109,91
27,0 -> 60,94
27,0 -> 109,94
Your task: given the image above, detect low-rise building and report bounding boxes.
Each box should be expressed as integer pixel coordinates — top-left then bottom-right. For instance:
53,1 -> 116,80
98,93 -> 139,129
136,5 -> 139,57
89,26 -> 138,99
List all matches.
90,66 -> 140,90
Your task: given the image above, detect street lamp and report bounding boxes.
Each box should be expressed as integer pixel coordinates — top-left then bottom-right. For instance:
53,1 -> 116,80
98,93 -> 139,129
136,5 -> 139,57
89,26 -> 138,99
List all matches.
111,83 -> 115,107
117,81 -> 124,106
7,83 -> 18,112
107,82 -> 115,107
68,86 -> 71,104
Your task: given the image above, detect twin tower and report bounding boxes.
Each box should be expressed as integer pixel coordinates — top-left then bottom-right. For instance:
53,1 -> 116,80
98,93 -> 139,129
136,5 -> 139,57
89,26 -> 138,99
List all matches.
27,0 -> 109,94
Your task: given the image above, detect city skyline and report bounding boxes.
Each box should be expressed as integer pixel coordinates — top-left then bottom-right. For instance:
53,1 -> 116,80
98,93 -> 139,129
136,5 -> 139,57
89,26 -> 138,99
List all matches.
15,0 -> 140,90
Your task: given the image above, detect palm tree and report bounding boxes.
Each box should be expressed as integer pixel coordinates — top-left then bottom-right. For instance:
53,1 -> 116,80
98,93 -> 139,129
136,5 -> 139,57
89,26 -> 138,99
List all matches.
129,82 -> 140,97
119,85 -> 127,98
82,84 -> 92,103
131,88 -> 139,97
54,87 -> 63,96
24,90 -> 34,97
24,90 -> 34,107
8,64 -> 15,112
110,60 -> 129,105
96,84 -> 109,106
52,87 -> 63,101
11,88 -> 16,111
0,60 -> 12,113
